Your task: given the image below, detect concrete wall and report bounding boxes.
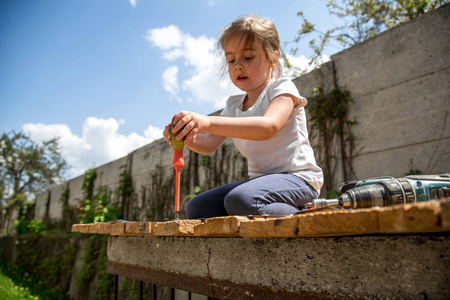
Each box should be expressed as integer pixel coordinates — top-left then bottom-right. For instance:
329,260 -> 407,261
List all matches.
47,184 -> 66,221
35,5 -> 450,222
332,4 -> 450,182
35,191 -> 49,220
293,4 -> 450,185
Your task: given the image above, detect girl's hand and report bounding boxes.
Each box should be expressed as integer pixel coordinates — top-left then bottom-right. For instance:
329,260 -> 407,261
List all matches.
171,111 -> 211,145
163,122 -> 173,146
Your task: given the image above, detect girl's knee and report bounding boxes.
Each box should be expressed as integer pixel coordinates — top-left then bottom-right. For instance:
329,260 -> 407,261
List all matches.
224,190 -> 256,215
185,200 -> 197,219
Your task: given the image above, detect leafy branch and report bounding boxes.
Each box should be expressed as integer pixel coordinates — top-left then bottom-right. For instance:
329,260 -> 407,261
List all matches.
290,0 -> 449,73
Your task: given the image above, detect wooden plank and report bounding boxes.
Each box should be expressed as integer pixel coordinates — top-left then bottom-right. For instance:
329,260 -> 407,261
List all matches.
98,222 -> 111,234
238,209 -> 379,238
296,213 -> 316,236
110,223 -> 126,236
378,201 -> 443,234
152,220 -> 201,236
239,208 -> 380,238
71,200 -> 450,238
151,222 -> 165,236
441,200 -> 450,230
125,222 -> 149,235
79,224 -> 90,233
145,222 -> 152,234
168,220 -> 201,236
71,224 -> 80,232
311,208 -> 379,236
238,202 -> 446,238
377,205 -> 406,233
88,223 -> 100,234
295,208 -> 341,237
402,201 -> 441,232
239,216 -> 298,238
194,216 -> 250,237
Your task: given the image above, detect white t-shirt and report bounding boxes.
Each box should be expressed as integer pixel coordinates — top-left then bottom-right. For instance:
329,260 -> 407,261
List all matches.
221,78 -> 323,193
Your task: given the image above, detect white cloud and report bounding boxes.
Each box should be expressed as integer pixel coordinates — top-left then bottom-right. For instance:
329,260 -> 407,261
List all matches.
145,25 -> 184,50
162,66 -> 181,102
146,25 -> 240,108
146,25 -> 330,109
144,125 -> 164,140
129,0 -> 137,7
281,53 -> 331,78
22,117 -> 163,178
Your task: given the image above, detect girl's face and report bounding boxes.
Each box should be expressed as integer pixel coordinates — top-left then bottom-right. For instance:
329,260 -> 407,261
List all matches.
225,36 -> 278,97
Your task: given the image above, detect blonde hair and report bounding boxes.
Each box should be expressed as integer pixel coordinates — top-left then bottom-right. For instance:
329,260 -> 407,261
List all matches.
218,15 -> 282,78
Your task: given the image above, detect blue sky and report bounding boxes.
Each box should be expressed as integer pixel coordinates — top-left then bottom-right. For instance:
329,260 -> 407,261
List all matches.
0,0 -> 340,178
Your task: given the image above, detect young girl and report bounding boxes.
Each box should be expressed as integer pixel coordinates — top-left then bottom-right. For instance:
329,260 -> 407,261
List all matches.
163,15 -> 323,219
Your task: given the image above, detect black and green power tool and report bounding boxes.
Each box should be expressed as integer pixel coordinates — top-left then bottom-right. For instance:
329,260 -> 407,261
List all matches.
306,174 -> 450,210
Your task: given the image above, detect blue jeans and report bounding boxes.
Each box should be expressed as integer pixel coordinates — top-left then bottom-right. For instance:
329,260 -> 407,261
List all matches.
185,173 -> 318,219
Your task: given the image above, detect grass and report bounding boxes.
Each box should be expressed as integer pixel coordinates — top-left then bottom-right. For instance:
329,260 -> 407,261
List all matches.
0,269 -> 39,299
0,260 -> 68,300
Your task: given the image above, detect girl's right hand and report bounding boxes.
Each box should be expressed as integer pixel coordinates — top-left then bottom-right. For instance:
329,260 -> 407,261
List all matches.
171,111 -> 211,146
163,122 -> 173,146
164,112 -> 227,154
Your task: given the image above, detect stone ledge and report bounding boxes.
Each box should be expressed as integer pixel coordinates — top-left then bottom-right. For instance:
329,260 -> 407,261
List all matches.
107,234 -> 450,299
106,261 -> 343,300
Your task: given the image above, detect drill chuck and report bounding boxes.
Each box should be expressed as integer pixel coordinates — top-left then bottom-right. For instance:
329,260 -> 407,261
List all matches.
305,198 -> 340,209
339,184 -> 385,209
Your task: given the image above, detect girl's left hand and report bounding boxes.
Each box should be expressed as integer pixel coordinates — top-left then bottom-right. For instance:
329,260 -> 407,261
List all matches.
171,111 -> 211,145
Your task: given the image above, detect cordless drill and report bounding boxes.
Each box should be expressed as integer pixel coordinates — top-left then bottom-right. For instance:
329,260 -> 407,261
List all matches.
306,174 -> 450,210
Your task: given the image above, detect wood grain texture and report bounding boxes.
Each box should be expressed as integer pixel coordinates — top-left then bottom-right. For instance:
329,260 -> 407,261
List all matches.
72,200 -> 450,238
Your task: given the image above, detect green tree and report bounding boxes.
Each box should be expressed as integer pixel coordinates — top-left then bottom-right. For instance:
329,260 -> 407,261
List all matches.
289,0 -> 449,74
0,131 -> 67,234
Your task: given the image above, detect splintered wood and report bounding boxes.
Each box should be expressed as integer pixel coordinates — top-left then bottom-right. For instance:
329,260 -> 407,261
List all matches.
71,200 -> 450,238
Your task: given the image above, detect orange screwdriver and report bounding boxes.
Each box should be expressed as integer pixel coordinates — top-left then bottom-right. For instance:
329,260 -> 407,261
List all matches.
170,115 -> 185,220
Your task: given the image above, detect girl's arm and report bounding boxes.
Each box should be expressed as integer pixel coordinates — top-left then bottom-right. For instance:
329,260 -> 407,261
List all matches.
184,132 -> 227,154
163,123 -> 227,154
172,94 -> 298,145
